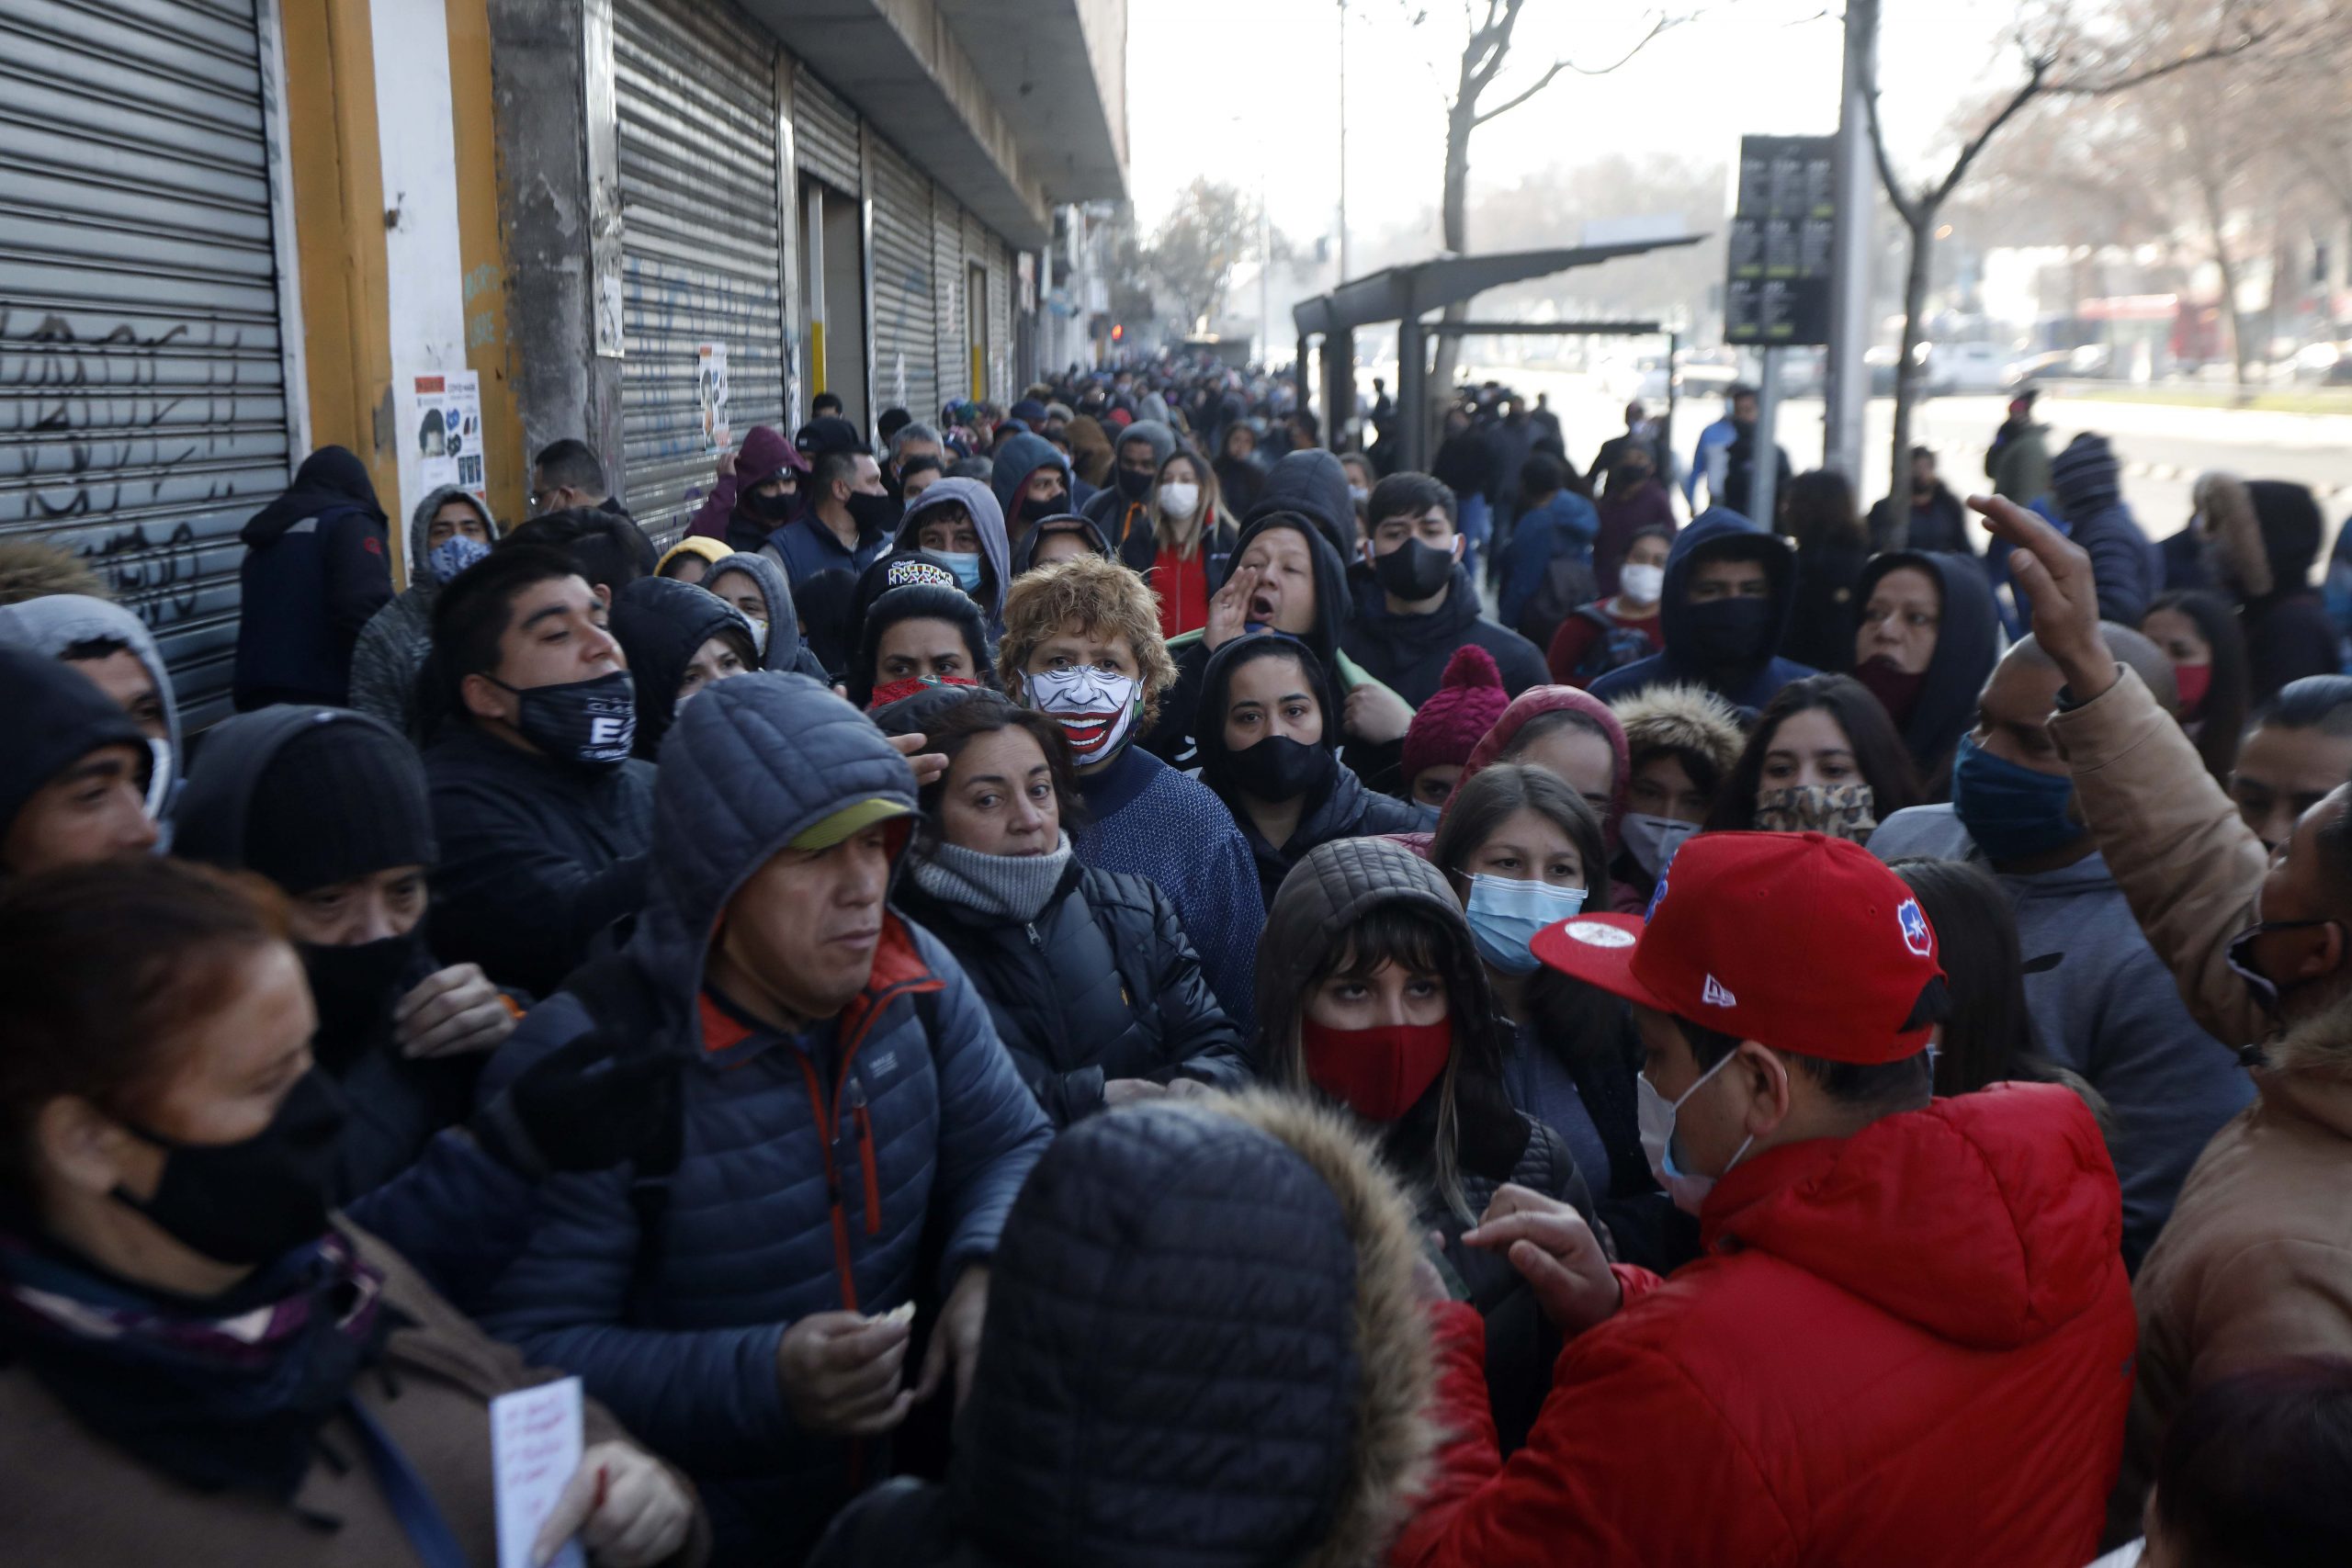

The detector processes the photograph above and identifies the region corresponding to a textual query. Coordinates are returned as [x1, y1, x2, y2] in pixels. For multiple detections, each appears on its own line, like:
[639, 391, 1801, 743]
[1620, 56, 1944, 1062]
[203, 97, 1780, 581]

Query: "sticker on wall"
[697, 344, 731, 455]
[413, 371, 485, 502]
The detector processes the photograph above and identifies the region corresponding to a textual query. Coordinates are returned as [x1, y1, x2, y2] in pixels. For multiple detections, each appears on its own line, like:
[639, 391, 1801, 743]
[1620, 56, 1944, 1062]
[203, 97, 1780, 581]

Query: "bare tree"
[1145, 179, 1268, 334]
[1862, 0, 2289, 537]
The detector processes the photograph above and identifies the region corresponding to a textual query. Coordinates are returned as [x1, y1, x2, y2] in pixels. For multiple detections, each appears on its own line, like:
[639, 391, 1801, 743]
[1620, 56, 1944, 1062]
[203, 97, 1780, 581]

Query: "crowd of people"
[2, 348, 2350, 1567]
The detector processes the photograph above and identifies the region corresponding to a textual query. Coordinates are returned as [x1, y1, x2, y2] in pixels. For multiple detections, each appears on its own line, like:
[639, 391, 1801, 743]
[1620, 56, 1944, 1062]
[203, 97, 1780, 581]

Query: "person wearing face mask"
[700, 550, 831, 680]
[1196, 635, 1434, 908]
[1401, 832, 2137, 1568]
[1608, 683, 1746, 910]
[892, 476, 1011, 635]
[1587, 511, 1819, 711]
[1703, 674, 1921, 841]
[606, 576, 760, 760]
[0, 858, 707, 1568]
[844, 581, 993, 712]
[422, 546, 655, 997]
[1547, 525, 1670, 689]
[1867, 446, 1972, 555]
[1261, 836, 1595, 1454]
[685, 424, 810, 557]
[998, 554, 1264, 1033]
[1589, 445, 1677, 597]
[1429, 765, 1682, 1272]
[2143, 589, 2251, 785]
[877, 687, 1247, 1126]
[1870, 618, 2250, 1269]
[341, 486, 501, 742]
[763, 423, 895, 585]
[1983, 493, 2352, 1543]
[1128, 449, 1238, 637]
[1344, 472, 1549, 710]
[1078, 418, 1176, 557]
[1851, 550, 2001, 799]
[988, 430, 1078, 547]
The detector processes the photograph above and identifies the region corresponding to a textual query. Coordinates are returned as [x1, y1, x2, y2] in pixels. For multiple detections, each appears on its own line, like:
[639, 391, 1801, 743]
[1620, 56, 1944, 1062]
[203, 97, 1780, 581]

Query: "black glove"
[471, 1030, 683, 1179]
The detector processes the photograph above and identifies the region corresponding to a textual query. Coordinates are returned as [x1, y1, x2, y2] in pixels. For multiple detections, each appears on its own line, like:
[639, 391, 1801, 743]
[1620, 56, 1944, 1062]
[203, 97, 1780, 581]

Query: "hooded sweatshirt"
[0, 645, 151, 858]
[989, 432, 1075, 543]
[804, 1094, 1436, 1568]
[1869, 804, 2254, 1268]
[0, 592, 180, 827]
[606, 576, 756, 761]
[1079, 418, 1176, 556]
[1242, 447, 1358, 561]
[1193, 635, 1435, 908]
[686, 424, 808, 554]
[703, 550, 827, 681]
[232, 446, 394, 710]
[1586, 510, 1819, 713]
[348, 485, 498, 740]
[893, 476, 1011, 633]
[1854, 551, 2001, 797]
[2237, 479, 2337, 705]
[1399, 1084, 2137, 1568]
[2048, 434, 2160, 627]
[473, 673, 1050, 1563]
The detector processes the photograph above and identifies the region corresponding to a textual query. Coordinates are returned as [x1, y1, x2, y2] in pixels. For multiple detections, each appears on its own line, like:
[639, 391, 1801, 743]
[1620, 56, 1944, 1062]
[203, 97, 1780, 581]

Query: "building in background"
[1, 0, 1127, 723]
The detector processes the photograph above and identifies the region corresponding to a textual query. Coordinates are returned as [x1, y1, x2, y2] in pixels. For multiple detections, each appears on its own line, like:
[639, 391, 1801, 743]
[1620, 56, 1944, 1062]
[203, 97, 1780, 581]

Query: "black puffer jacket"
[806, 1092, 1437, 1568]
[894, 859, 1251, 1125]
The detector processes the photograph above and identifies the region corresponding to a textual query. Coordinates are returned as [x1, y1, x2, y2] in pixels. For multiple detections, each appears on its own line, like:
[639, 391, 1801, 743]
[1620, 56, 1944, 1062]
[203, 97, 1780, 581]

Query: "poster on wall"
[697, 344, 730, 454]
[413, 371, 486, 502]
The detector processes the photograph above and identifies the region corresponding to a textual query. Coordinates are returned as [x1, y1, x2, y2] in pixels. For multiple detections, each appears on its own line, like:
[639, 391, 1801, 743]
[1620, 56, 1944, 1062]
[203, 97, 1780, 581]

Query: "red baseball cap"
[1532, 831, 1946, 1065]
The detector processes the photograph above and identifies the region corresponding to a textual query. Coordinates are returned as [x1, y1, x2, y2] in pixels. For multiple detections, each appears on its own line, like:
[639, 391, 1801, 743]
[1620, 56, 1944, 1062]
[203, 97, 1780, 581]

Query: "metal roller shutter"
[793, 66, 858, 195]
[614, 0, 785, 547]
[0, 0, 296, 726]
[933, 186, 967, 407]
[866, 134, 935, 429]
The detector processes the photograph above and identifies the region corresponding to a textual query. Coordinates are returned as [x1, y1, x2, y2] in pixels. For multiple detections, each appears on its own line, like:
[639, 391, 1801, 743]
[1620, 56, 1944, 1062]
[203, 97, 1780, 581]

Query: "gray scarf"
[910, 832, 1074, 924]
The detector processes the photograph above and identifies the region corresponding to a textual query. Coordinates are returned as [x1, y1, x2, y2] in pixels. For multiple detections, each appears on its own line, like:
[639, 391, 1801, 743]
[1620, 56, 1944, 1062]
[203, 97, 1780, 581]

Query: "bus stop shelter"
[1291, 236, 1707, 471]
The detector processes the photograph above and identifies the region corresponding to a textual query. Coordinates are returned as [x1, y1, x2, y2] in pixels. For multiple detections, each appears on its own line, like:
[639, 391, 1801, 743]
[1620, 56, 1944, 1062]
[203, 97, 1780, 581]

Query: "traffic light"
[1112, 322, 1125, 343]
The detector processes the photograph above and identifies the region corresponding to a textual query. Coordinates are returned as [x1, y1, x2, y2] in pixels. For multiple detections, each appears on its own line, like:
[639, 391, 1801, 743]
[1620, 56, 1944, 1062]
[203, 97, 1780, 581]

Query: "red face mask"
[1299, 1015, 1453, 1122]
[2173, 662, 2212, 719]
[867, 674, 977, 712]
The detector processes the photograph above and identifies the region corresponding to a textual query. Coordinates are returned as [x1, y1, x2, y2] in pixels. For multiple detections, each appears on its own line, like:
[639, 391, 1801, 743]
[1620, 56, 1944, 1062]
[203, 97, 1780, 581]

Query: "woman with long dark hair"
[2143, 589, 2251, 785]
[1703, 673, 1922, 840]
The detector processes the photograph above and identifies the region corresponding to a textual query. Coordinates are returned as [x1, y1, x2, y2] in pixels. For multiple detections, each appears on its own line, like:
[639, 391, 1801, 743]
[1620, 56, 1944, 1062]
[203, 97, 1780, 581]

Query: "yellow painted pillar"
[444, 0, 526, 527]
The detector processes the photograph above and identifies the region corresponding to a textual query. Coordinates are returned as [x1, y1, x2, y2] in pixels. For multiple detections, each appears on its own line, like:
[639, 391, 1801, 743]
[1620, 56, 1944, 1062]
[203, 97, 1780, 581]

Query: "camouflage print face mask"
[1754, 782, 1878, 843]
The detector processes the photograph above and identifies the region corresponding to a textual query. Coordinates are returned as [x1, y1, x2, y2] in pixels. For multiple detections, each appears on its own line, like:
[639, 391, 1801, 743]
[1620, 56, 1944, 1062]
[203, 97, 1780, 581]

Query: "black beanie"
[241, 715, 436, 895]
[0, 646, 150, 843]
[850, 583, 992, 708]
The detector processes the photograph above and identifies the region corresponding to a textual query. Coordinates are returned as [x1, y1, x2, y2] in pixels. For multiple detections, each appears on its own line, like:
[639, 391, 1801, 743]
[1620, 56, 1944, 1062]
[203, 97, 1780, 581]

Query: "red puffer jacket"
[1394, 1082, 2136, 1568]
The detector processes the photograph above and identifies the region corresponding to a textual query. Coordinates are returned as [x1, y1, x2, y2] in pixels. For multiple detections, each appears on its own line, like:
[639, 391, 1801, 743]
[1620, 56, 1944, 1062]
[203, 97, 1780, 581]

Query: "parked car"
[1926, 343, 2008, 396]
[2003, 349, 2073, 389]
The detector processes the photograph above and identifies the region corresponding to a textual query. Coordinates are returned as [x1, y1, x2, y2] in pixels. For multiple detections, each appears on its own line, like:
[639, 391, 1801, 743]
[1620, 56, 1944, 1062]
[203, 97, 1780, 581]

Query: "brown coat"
[0, 1222, 708, 1568]
[2051, 669, 2352, 1545]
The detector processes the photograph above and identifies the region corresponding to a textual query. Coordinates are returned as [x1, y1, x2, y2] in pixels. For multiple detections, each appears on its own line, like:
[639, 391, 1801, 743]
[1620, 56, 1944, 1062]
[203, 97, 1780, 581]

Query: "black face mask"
[1374, 537, 1455, 602]
[847, 491, 899, 536]
[1115, 466, 1153, 501]
[1220, 734, 1336, 806]
[747, 487, 797, 524]
[1020, 491, 1069, 526]
[112, 1071, 348, 1265]
[495, 670, 637, 768]
[300, 930, 425, 1070]
[1679, 595, 1775, 668]
[1910, 477, 1934, 498]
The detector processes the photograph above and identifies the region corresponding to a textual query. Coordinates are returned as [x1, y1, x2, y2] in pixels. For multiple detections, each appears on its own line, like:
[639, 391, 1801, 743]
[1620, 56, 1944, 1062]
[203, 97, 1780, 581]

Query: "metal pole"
[1260, 166, 1272, 368]
[1665, 327, 1680, 482]
[1824, 0, 1877, 485]
[1750, 346, 1782, 531]
[1337, 0, 1349, 283]
[1398, 317, 1427, 473]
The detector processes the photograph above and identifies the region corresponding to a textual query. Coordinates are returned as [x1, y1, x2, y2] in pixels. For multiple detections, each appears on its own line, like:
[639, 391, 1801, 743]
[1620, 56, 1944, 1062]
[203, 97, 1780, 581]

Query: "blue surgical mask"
[1463, 874, 1588, 975]
[936, 551, 985, 593]
[1638, 1052, 1759, 1216]
[1950, 733, 2086, 865]
[426, 532, 491, 584]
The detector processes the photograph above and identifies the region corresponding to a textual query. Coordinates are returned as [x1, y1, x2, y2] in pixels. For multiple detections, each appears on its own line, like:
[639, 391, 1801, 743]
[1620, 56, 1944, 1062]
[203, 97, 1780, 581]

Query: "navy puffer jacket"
[895, 859, 1251, 1125]
[474, 673, 1051, 1564]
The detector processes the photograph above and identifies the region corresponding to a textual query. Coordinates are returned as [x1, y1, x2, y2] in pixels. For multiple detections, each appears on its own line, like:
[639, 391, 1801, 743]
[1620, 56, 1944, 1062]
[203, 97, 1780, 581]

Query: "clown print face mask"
[1023, 664, 1143, 767]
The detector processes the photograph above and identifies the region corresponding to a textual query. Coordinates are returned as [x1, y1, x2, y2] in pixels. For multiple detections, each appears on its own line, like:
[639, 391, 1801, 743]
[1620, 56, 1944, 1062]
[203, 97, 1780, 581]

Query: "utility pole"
[1823, 0, 1878, 487]
[1260, 164, 1272, 368]
[1337, 0, 1350, 283]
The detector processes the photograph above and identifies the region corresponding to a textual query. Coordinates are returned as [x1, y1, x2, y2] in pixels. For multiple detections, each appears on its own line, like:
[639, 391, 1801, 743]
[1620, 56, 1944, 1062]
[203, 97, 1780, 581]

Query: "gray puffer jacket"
[473, 673, 1052, 1564]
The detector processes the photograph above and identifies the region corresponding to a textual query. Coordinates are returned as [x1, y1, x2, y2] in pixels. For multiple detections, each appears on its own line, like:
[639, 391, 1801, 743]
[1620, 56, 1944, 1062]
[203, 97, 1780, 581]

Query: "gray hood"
[405, 485, 498, 588]
[0, 592, 181, 807]
[707, 550, 819, 676]
[896, 476, 1011, 631]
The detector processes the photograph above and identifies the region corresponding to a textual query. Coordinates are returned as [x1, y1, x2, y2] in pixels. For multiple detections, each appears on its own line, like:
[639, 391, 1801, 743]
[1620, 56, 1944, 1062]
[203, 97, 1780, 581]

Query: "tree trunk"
[2196, 173, 2253, 395]
[1885, 209, 1936, 552]
[1425, 101, 1476, 456]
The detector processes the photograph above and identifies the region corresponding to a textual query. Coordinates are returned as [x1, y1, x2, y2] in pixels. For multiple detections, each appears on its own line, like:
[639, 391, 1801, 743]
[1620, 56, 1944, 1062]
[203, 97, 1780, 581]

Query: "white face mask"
[1159, 481, 1200, 519]
[1023, 665, 1143, 767]
[743, 616, 769, 656]
[1619, 563, 1666, 605]
[1619, 812, 1696, 880]
[1347, 484, 1371, 505]
[1637, 1052, 1757, 1215]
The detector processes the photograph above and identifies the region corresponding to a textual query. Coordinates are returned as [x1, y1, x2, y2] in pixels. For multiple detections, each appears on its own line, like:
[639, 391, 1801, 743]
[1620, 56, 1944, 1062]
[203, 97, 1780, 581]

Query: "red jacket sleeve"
[1393, 1295, 1795, 1568]
[1545, 614, 1602, 686]
[686, 475, 741, 540]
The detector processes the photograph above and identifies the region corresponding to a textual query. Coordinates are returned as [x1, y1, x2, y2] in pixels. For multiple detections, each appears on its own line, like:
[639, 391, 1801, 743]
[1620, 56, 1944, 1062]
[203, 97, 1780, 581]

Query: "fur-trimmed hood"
[2263, 987, 2352, 1085]
[946, 1089, 1436, 1568]
[1608, 681, 1747, 781]
[2192, 471, 2273, 602]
